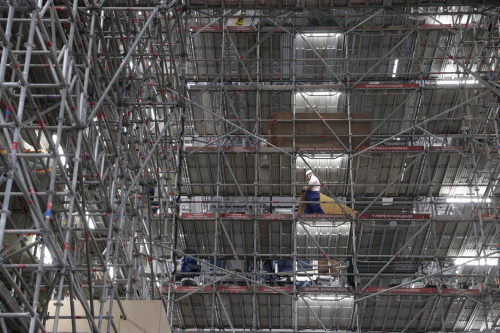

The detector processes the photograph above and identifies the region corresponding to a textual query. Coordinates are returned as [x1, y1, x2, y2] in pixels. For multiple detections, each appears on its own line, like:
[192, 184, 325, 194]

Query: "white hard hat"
[306, 170, 313, 176]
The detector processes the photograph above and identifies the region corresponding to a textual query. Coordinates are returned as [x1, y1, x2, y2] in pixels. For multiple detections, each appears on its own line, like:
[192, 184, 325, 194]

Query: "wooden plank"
[119, 300, 168, 333]
[45, 300, 170, 333]
[45, 301, 112, 332]
[297, 192, 356, 216]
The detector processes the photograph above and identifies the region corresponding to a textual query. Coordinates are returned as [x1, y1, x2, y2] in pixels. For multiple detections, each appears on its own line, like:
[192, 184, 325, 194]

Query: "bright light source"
[313, 296, 339, 300]
[382, 197, 393, 206]
[400, 162, 407, 181]
[306, 221, 348, 226]
[108, 266, 114, 279]
[307, 295, 352, 301]
[300, 154, 344, 160]
[446, 197, 491, 203]
[455, 257, 498, 266]
[304, 33, 332, 37]
[392, 59, 399, 78]
[52, 135, 66, 166]
[85, 215, 96, 229]
[436, 80, 478, 85]
[149, 108, 156, 120]
[275, 208, 292, 214]
[433, 14, 472, 26]
[43, 247, 53, 265]
[303, 92, 335, 96]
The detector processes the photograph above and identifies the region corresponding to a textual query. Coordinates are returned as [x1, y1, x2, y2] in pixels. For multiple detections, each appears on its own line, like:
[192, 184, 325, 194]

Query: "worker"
[302, 170, 325, 214]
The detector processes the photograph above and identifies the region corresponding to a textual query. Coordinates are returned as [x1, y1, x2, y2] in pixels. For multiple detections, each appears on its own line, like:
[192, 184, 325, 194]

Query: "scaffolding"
[0, 1, 499, 332]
